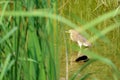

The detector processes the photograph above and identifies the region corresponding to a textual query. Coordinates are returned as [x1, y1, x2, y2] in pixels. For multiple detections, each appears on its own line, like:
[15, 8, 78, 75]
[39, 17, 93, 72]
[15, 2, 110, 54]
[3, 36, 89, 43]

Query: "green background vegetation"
[0, 0, 120, 80]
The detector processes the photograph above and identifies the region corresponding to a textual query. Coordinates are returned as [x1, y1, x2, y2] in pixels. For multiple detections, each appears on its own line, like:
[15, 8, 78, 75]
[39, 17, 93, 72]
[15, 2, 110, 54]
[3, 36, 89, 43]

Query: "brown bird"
[66, 29, 91, 48]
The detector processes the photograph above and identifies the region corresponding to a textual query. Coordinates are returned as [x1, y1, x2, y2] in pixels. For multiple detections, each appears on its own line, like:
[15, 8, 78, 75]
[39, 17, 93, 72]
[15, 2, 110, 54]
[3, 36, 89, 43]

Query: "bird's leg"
[79, 43, 83, 52]
[78, 45, 83, 57]
[78, 46, 84, 57]
[77, 41, 83, 57]
[78, 51, 82, 57]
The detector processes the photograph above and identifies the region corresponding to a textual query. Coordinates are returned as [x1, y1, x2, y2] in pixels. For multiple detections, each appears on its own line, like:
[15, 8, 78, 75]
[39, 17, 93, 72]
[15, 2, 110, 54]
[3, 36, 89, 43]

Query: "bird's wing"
[78, 35, 87, 42]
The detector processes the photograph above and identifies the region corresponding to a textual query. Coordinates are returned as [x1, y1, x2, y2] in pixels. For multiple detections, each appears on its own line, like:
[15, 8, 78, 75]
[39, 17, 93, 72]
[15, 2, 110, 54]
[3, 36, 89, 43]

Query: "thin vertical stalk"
[63, 31, 68, 80]
[15, 26, 20, 80]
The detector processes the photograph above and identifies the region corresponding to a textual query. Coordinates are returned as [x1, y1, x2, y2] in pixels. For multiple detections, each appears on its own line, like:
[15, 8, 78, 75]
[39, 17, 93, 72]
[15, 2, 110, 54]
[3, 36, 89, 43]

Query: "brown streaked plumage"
[66, 29, 91, 48]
